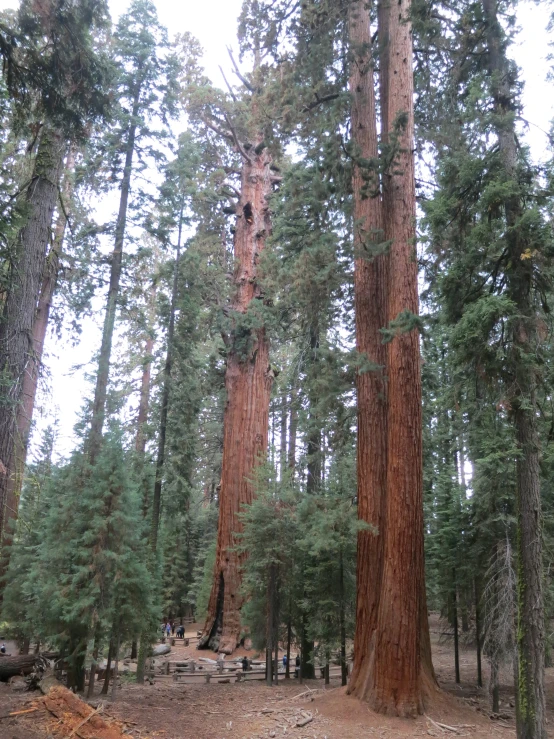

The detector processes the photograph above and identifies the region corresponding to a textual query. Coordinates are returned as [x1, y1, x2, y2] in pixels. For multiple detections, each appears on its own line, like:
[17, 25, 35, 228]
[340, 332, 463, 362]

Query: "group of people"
[161, 621, 186, 639]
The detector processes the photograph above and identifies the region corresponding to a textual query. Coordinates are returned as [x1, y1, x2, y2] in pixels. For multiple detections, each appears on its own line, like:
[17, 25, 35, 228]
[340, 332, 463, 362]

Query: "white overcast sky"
[0, 0, 552, 458]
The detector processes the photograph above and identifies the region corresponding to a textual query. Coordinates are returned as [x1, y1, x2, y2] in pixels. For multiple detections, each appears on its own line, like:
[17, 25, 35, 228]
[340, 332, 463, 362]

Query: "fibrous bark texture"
[198, 144, 274, 654]
[0, 126, 64, 557]
[0, 148, 73, 584]
[347, 0, 433, 716]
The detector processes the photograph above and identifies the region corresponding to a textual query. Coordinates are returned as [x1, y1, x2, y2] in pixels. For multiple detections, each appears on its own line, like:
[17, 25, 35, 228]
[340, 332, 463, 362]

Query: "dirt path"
[1, 616, 552, 738]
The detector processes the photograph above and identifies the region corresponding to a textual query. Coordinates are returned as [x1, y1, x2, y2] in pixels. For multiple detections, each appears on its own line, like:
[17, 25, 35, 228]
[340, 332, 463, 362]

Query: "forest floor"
[1, 614, 552, 738]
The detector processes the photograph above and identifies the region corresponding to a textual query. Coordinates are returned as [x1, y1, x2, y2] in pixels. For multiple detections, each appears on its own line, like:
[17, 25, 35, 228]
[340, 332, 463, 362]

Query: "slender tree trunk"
[453, 579, 460, 684]
[0, 125, 64, 560]
[101, 640, 113, 695]
[87, 635, 99, 699]
[286, 618, 291, 679]
[111, 625, 121, 702]
[482, 3, 545, 736]
[266, 565, 274, 686]
[273, 567, 279, 685]
[339, 547, 348, 687]
[135, 283, 157, 457]
[88, 83, 141, 464]
[198, 143, 274, 654]
[475, 578, 483, 688]
[288, 386, 297, 472]
[306, 324, 322, 495]
[280, 393, 287, 480]
[150, 212, 183, 550]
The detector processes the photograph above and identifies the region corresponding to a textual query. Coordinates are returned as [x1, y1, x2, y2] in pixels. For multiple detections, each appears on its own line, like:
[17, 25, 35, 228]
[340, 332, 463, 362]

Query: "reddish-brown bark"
[198, 144, 274, 654]
[348, 0, 434, 716]
[347, 0, 388, 700]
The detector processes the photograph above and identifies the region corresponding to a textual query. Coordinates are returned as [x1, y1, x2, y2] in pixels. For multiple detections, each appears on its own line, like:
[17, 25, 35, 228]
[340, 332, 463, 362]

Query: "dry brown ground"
[1, 615, 552, 738]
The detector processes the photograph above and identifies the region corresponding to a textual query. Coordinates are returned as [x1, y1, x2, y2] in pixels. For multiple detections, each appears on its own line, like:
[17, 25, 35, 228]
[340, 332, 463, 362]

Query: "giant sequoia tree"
[347, 0, 433, 716]
[198, 120, 276, 654]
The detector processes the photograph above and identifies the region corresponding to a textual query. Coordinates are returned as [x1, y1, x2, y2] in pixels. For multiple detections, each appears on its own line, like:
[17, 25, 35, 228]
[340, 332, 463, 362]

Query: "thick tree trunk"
[347, 0, 388, 703]
[372, 0, 425, 715]
[198, 144, 274, 654]
[482, 3, 545, 737]
[0, 126, 64, 555]
[348, 0, 431, 716]
[0, 148, 74, 587]
[88, 84, 141, 464]
[0, 653, 37, 681]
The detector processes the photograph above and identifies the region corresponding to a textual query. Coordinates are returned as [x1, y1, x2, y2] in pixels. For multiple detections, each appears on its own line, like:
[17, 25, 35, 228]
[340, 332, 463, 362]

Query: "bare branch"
[227, 47, 254, 92]
[223, 112, 252, 163]
[303, 92, 341, 112]
[201, 116, 234, 143]
[219, 65, 238, 102]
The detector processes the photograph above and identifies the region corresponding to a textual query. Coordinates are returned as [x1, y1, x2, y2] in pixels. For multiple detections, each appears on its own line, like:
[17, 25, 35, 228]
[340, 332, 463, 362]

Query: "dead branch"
[426, 715, 463, 734]
[219, 66, 238, 102]
[223, 112, 252, 163]
[67, 703, 103, 738]
[0, 707, 39, 720]
[201, 116, 234, 143]
[295, 711, 313, 728]
[227, 47, 254, 92]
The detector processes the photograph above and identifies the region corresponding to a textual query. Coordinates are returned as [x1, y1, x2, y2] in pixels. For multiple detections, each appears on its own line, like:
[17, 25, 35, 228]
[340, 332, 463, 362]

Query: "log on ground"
[0, 654, 38, 681]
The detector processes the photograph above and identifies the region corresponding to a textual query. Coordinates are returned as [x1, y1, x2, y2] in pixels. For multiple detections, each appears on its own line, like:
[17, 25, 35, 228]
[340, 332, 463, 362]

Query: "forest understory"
[0, 615, 548, 739]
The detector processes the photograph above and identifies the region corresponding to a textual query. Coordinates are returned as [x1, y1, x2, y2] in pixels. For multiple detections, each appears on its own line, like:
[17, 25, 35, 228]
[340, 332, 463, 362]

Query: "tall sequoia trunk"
[198, 143, 274, 654]
[372, 0, 426, 715]
[0, 125, 64, 558]
[348, 0, 432, 716]
[347, 0, 388, 700]
[482, 2, 545, 736]
[88, 81, 141, 463]
[0, 148, 74, 583]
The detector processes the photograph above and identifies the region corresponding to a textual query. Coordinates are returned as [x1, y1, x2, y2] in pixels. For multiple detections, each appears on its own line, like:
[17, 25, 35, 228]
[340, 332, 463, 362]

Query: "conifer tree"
[87, 0, 180, 463]
[0, 0, 110, 577]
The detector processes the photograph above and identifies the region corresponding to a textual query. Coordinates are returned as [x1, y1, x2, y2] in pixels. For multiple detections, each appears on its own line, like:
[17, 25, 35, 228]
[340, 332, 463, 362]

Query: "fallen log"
[152, 644, 171, 657]
[0, 654, 37, 681]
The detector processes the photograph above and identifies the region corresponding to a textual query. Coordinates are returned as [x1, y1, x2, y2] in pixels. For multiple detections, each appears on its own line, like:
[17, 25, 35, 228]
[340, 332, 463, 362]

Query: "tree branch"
[227, 47, 254, 92]
[223, 112, 252, 163]
[219, 65, 238, 102]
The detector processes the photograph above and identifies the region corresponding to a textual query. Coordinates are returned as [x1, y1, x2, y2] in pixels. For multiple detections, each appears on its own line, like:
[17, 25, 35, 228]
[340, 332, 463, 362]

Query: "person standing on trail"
[166, 622, 171, 638]
[0, 643, 6, 654]
[282, 654, 287, 669]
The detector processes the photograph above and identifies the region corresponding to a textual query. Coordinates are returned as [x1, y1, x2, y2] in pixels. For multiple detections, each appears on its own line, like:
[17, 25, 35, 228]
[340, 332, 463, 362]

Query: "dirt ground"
[1, 615, 552, 738]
